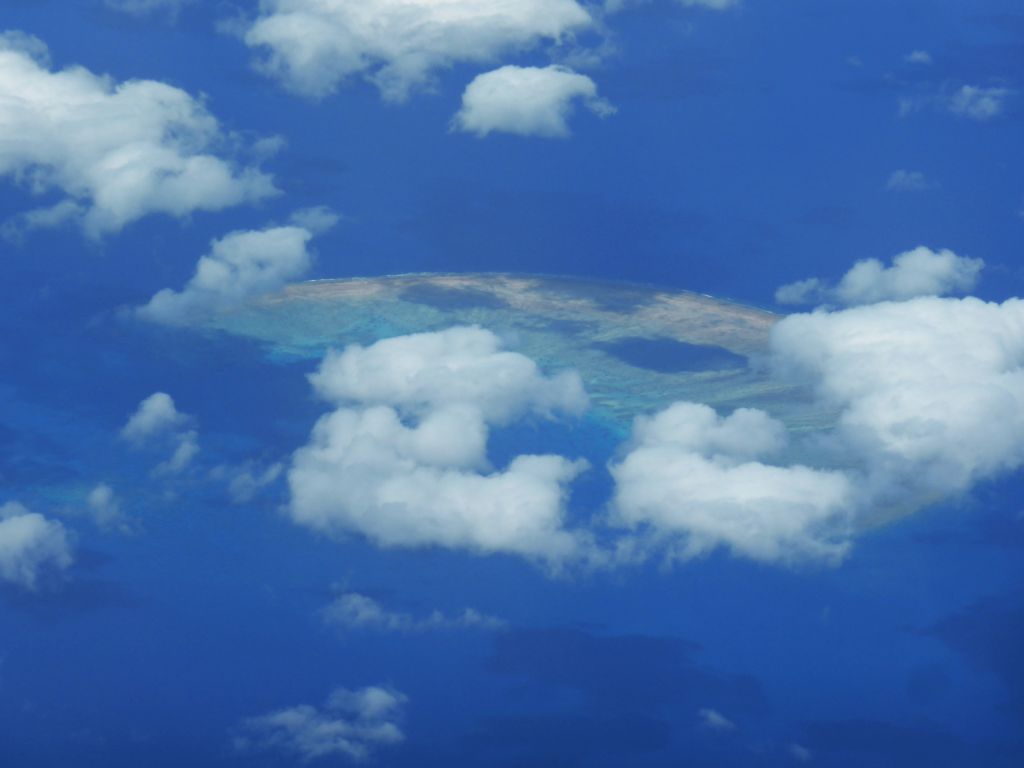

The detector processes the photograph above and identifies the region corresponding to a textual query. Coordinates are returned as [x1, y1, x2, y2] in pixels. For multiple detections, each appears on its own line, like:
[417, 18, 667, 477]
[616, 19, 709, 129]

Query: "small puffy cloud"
[452, 65, 614, 138]
[699, 707, 737, 731]
[86, 483, 126, 529]
[904, 50, 932, 65]
[324, 592, 505, 632]
[773, 277, 826, 307]
[154, 430, 199, 475]
[789, 743, 813, 762]
[833, 247, 982, 305]
[609, 402, 854, 564]
[948, 85, 1011, 121]
[0, 32, 275, 236]
[137, 216, 333, 325]
[288, 327, 593, 566]
[121, 392, 186, 443]
[121, 393, 198, 474]
[239, 0, 594, 102]
[0, 502, 74, 590]
[105, 0, 193, 17]
[212, 461, 284, 504]
[771, 296, 1024, 501]
[776, 247, 983, 307]
[237, 686, 406, 762]
[1, 200, 84, 241]
[886, 169, 934, 192]
[0, 30, 50, 63]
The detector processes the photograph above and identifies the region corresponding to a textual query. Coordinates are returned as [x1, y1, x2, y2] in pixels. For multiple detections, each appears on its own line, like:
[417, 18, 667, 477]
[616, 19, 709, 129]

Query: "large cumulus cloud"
[610, 403, 853, 564]
[288, 326, 592, 566]
[771, 295, 1024, 501]
[0, 31, 275, 236]
[611, 292, 1024, 565]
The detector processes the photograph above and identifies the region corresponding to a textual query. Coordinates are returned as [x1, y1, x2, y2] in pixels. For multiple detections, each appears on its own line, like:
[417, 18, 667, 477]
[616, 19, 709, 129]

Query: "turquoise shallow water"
[203, 273, 837, 437]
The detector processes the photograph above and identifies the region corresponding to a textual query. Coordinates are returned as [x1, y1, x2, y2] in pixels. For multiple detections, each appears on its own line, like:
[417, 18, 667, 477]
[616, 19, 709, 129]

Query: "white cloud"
[154, 430, 199, 475]
[239, 0, 594, 102]
[137, 214, 334, 325]
[776, 247, 983, 306]
[121, 392, 187, 443]
[609, 402, 854, 564]
[773, 277, 826, 307]
[237, 686, 406, 762]
[948, 85, 1011, 121]
[290, 406, 589, 562]
[606, 0, 737, 11]
[611, 290, 1024, 566]
[1, 200, 84, 240]
[86, 483, 126, 529]
[121, 392, 199, 474]
[308, 325, 588, 424]
[789, 743, 813, 762]
[771, 296, 1024, 503]
[452, 65, 614, 138]
[105, 0, 193, 17]
[904, 50, 932, 65]
[885, 169, 934, 192]
[0, 33, 275, 236]
[288, 327, 593, 566]
[678, 0, 738, 8]
[212, 461, 285, 504]
[699, 707, 737, 731]
[324, 591, 505, 632]
[0, 501, 74, 590]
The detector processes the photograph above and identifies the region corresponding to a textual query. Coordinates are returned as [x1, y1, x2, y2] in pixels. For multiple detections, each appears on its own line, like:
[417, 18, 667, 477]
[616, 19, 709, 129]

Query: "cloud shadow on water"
[451, 627, 767, 765]
[928, 591, 1024, 719]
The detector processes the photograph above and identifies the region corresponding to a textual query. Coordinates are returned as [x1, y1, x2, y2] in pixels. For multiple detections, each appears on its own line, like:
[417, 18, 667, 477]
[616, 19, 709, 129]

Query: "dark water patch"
[0, 578, 134, 620]
[487, 627, 767, 717]
[906, 663, 952, 704]
[595, 337, 747, 373]
[800, 718, 966, 765]
[400, 283, 511, 311]
[928, 591, 1024, 718]
[465, 713, 672, 759]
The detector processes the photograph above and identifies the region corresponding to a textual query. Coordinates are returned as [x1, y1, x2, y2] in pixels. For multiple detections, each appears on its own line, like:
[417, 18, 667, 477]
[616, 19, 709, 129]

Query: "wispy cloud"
[323, 592, 505, 632]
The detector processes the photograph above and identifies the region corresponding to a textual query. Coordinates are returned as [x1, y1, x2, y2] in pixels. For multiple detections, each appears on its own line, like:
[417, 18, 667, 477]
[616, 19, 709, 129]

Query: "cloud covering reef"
[613, 291, 1024, 564]
[281, 272, 1024, 568]
[287, 326, 594, 565]
[137, 209, 337, 325]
